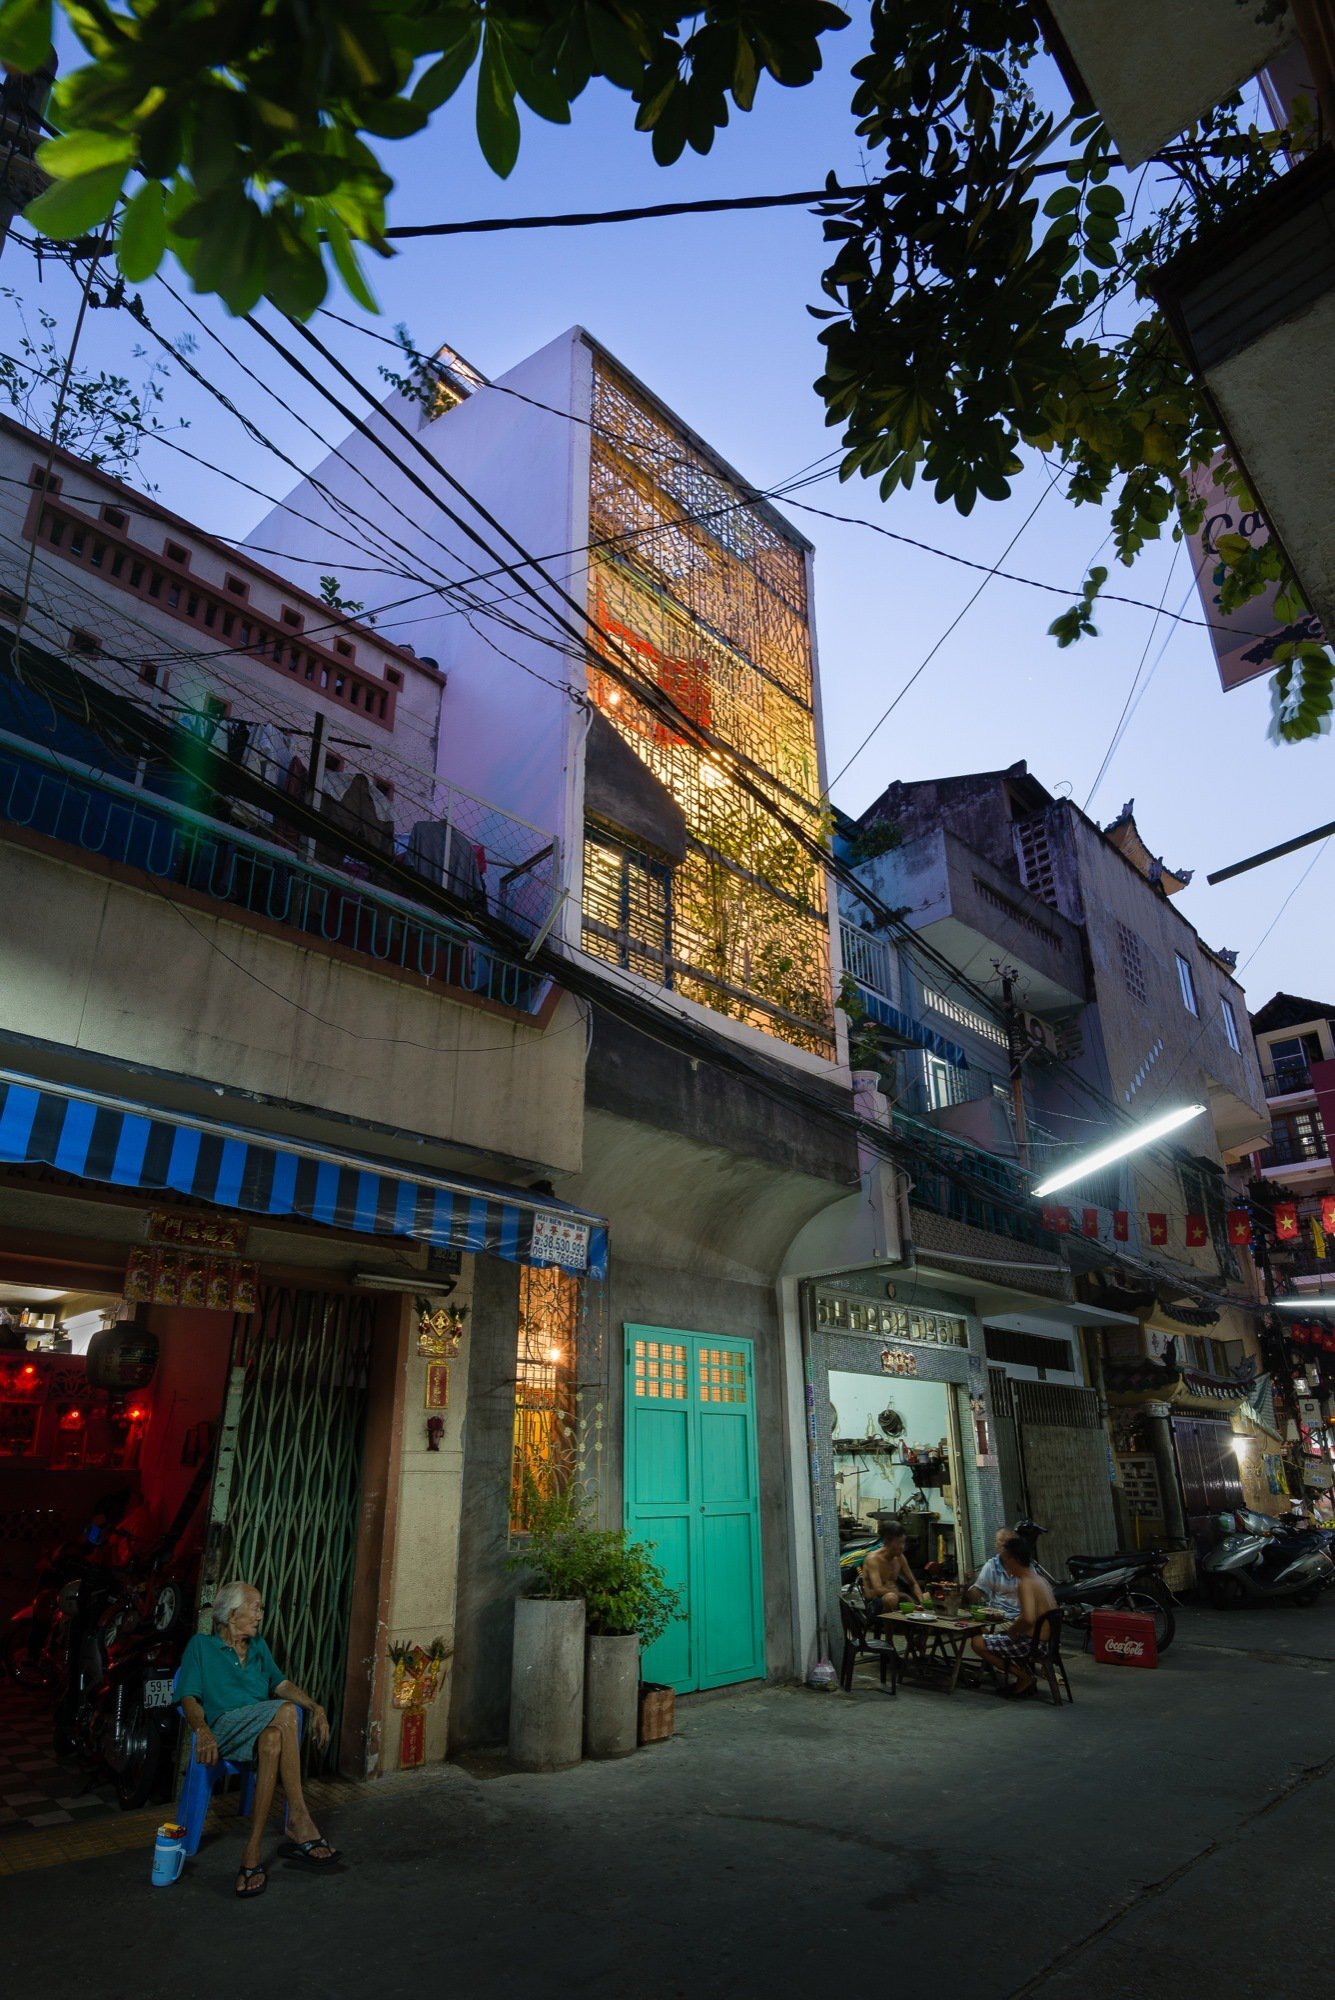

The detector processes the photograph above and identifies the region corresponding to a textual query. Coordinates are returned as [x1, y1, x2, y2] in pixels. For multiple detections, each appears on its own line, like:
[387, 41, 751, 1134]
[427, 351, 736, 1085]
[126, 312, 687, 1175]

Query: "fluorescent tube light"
[1032, 1104, 1207, 1198]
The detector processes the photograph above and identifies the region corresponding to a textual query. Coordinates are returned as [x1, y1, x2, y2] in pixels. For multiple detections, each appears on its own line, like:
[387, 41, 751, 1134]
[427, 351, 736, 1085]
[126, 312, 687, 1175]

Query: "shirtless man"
[969, 1535, 1056, 1698]
[859, 1519, 924, 1615]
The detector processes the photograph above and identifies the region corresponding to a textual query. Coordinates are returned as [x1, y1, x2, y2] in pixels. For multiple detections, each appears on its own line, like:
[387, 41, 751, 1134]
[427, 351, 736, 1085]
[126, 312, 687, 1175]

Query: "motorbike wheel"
[103, 1691, 164, 1810]
[1116, 1587, 1175, 1653]
[1, 1619, 56, 1691]
[1293, 1588, 1320, 1607]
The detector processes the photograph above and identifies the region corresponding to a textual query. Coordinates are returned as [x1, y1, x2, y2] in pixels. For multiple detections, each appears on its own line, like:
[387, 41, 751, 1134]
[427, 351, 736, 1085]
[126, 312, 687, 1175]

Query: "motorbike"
[1199, 1509, 1335, 1607]
[85, 1567, 192, 1808]
[2, 1504, 135, 1691]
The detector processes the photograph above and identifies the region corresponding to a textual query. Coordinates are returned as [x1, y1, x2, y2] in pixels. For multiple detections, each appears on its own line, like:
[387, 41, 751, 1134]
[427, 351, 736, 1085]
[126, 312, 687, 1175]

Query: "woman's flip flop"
[235, 1864, 268, 1899]
[278, 1837, 341, 1867]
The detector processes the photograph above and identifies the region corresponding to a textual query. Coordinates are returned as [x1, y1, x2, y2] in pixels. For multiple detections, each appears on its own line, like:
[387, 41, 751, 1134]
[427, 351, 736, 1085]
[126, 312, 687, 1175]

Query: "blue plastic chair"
[175, 1699, 301, 1857]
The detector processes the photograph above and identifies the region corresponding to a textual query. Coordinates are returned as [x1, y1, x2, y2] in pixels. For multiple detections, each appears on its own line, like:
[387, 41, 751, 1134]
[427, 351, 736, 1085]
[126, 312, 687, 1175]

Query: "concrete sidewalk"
[4, 1603, 1334, 2000]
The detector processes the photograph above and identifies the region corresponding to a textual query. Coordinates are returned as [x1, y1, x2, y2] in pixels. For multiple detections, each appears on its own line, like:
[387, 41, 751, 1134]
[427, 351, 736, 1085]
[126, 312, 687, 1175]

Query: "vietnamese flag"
[1042, 1204, 1071, 1234]
[1185, 1215, 1208, 1247]
[1112, 1211, 1129, 1241]
[1322, 1196, 1335, 1235]
[1147, 1213, 1168, 1246]
[1275, 1202, 1300, 1241]
[1227, 1210, 1252, 1246]
[1082, 1207, 1099, 1237]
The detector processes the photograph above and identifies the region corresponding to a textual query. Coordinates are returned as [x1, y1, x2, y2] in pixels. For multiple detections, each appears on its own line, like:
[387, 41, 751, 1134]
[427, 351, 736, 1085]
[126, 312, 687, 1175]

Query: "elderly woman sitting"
[176, 1579, 339, 1899]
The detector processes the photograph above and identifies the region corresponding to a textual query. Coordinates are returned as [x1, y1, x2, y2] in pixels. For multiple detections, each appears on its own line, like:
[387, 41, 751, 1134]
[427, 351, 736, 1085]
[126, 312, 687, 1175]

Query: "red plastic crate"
[1091, 1607, 1158, 1668]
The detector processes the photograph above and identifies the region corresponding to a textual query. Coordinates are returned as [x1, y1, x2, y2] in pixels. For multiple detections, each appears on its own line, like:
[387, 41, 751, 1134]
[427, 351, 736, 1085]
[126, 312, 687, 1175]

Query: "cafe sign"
[815, 1293, 967, 1347]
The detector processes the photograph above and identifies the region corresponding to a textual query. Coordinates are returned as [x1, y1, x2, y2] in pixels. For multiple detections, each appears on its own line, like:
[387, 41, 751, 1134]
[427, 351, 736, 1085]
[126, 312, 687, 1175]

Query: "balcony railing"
[840, 918, 894, 998]
[0, 731, 551, 1016]
[895, 1108, 1045, 1246]
[1262, 1065, 1314, 1098]
[1257, 1124, 1329, 1169]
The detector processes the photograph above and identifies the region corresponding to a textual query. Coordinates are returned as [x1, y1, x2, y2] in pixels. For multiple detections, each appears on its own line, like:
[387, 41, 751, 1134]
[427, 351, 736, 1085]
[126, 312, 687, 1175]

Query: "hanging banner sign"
[1187, 458, 1325, 692]
[530, 1213, 591, 1272]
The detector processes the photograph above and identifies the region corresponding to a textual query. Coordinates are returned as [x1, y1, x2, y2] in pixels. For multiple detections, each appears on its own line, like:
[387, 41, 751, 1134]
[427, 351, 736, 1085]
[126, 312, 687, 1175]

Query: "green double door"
[624, 1326, 765, 1693]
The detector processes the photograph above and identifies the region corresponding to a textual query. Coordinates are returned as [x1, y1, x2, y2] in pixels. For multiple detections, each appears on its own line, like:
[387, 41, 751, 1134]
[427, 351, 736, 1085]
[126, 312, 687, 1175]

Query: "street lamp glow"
[1032, 1104, 1207, 1198]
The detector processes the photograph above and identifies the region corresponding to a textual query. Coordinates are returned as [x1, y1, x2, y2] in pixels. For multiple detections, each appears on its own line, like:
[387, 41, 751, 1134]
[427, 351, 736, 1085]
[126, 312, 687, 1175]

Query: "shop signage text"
[816, 1293, 967, 1347]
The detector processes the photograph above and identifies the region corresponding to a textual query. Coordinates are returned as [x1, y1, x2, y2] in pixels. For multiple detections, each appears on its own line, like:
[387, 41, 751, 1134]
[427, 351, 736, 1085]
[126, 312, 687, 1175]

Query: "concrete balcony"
[867, 826, 1086, 1016]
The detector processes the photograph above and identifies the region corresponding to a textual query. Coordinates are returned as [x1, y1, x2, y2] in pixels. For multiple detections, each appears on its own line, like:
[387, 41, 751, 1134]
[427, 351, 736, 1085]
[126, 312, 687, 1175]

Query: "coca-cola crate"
[1090, 1608, 1157, 1669]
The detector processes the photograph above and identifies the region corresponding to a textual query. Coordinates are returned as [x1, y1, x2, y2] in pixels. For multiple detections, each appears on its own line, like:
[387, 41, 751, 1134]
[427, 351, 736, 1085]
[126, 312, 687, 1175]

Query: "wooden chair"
[1020, 1607, 1072, 1707]
[838, 1591, 897, 1695]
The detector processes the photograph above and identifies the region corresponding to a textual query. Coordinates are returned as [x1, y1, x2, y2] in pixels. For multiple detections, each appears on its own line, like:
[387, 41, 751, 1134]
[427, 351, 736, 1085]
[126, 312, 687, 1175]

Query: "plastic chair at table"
[175, 1700, 303, 1856]
[837, 1590, 898, 1695]
[1017, 1607, 1073, 1707]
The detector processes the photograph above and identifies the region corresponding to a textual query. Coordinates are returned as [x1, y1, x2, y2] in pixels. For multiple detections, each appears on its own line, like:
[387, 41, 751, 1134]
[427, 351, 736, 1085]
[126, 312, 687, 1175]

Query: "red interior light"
[21, 1364, 35, 1377]
[128, 1406, 146, 1422]
[58, 1406, 84, 1430]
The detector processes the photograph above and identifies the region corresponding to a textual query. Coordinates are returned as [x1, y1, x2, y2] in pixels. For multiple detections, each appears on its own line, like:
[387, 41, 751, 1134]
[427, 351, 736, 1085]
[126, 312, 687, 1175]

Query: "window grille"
[1014, 817, 1058, 907]
[582, 825, 673, 982]
[509, 1266, 579, 1534]
[1116, 921, 1147, 1004]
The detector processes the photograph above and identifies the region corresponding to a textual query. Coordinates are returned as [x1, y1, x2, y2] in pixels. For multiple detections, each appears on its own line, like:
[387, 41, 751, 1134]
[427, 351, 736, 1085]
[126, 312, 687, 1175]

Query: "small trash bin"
[1091, 1608, 1158, 1668]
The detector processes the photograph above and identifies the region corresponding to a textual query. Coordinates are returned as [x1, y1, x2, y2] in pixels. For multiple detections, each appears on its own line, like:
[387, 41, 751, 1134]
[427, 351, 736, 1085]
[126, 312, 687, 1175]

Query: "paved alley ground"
[5, 1597, 1335, 2000]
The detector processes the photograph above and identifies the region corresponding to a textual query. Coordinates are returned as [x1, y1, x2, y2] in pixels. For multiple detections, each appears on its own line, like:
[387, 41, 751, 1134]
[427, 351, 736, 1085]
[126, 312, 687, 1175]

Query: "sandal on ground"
[235, 1864, 268, 1899]
[278, 1837, 341, 1867]
[1004, 1682, 1037, 1701]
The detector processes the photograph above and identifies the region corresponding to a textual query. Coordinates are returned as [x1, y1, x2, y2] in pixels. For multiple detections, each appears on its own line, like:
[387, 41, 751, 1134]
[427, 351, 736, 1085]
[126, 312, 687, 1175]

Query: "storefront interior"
[831, 1370, 965, 1578]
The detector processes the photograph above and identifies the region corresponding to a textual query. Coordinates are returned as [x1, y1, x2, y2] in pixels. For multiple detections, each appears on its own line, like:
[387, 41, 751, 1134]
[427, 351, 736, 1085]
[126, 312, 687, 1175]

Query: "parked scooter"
[1047, 1548, 1177, 1652]
[1199, 1510, 1335, 1607]
[85, 1566, 191, 1808]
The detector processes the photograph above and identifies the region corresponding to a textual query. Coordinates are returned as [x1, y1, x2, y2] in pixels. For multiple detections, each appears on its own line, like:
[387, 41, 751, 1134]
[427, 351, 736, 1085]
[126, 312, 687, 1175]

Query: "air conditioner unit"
[1022, 1013, 1061, 1059]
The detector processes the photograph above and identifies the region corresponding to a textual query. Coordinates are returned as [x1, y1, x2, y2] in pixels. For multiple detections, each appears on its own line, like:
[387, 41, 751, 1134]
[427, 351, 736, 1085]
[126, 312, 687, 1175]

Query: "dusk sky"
[8, 18, 1330, 1015]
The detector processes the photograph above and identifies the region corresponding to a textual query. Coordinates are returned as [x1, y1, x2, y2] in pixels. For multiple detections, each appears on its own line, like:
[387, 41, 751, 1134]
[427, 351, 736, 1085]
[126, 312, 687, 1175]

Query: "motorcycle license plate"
[143, 1678, 176, 1709]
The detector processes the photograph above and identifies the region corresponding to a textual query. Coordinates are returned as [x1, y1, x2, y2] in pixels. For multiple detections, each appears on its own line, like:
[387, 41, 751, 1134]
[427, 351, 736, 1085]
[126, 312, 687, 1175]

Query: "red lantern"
[1292, 1325, 1310, 1345]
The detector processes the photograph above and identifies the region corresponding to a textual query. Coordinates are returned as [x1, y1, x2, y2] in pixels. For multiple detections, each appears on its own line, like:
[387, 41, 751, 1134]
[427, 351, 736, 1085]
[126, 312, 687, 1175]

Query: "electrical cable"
[1082, 546, 1187, 812]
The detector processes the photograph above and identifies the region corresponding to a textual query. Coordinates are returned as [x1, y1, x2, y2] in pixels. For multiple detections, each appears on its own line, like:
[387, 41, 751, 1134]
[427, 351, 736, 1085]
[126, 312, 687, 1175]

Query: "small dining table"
[875, 1607, 1006, 1694]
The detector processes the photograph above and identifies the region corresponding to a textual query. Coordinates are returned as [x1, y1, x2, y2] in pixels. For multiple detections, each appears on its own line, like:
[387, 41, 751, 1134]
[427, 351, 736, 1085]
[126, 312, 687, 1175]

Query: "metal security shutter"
[987, 1368, 1026, 1526]
[206, 1286, 373, 1770]
[1008, 1380, 1118, 1579]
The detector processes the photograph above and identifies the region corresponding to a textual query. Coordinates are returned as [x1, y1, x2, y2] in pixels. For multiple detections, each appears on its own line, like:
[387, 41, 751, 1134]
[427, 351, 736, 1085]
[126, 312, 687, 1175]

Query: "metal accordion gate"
[199, 1285, 374, 1771]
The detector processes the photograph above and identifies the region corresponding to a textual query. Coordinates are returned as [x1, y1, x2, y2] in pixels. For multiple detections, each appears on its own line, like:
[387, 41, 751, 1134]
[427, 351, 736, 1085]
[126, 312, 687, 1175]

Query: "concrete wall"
[2, 837, 585, 1176]
[242, 333, 588, 902]
[447, 1252, 524, 1750]
[379, 1258, 475, 1769]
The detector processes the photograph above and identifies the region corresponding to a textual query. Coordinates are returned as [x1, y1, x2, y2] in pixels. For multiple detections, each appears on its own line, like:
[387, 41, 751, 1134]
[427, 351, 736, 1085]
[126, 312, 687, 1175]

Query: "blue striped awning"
[0, 1073, 607, 1279]
[856, 988, 969, 1069]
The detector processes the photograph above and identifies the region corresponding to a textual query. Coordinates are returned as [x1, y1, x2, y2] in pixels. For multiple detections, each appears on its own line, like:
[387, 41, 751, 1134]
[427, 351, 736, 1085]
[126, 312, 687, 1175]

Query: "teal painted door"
[624, 1327, 765, 1693]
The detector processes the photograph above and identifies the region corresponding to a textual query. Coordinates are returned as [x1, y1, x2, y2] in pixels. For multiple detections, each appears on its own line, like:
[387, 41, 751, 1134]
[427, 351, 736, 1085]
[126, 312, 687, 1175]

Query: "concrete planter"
[509, 1598, 585, 1771]
[584, 1633, 640, 1758]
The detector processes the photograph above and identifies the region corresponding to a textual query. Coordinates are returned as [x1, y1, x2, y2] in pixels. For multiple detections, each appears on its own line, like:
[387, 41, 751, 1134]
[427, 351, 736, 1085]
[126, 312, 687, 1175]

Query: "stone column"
[1145, 1401, 1187, 1542]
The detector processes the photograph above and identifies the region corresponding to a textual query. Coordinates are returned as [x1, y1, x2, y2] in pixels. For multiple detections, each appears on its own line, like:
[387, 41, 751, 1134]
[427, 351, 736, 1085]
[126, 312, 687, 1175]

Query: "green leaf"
[1085, 184, 1124, 214]
[25, 163, 125, 240]
[36, 129, 136, 177]
[325, 215, 379, 313]
[115, 179, 166, 281]
[476, 25, 520, 176]
[358, 95, 429, 140]
[0, 0, 53, 73]
[1043, 185, 1079, 217]
[412, 25, 482, 113]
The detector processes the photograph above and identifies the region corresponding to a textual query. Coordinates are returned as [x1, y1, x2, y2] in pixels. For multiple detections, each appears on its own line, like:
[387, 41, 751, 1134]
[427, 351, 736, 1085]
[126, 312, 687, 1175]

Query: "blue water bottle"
[151, 1822, 186, 1886]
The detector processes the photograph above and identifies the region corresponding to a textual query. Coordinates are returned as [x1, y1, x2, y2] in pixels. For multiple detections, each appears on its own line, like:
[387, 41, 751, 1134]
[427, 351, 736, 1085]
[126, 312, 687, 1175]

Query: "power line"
[1082, 546, 1187, 813]
[378, 186, 856, 238]
[826, 468, 1062, 794]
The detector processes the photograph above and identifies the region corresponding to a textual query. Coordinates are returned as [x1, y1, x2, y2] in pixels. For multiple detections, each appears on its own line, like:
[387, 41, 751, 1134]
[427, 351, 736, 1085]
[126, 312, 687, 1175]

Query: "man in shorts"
[968, 1535, 1056, 1699]
[858, 1518, 925, 1615]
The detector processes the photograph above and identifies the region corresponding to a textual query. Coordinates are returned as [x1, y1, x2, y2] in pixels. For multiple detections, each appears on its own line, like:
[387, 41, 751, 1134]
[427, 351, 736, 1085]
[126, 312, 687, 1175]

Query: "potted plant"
[508, 1490, 680, 1762]
[575, 1530, 680, 1759]
[505, 1488, 589, 1772]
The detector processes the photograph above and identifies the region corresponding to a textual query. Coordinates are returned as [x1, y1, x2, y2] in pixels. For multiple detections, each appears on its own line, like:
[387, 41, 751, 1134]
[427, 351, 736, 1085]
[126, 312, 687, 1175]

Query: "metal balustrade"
[840, 918, 895, 998]
[894, 1107, 1044, 1245]
[0, 731, 550, 1017]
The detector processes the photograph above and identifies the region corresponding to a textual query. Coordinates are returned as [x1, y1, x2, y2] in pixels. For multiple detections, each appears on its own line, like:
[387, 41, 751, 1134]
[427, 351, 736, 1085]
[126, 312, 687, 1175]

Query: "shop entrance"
[831, 1372, 970, 1579]
[624, 1327, 765, 1695]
